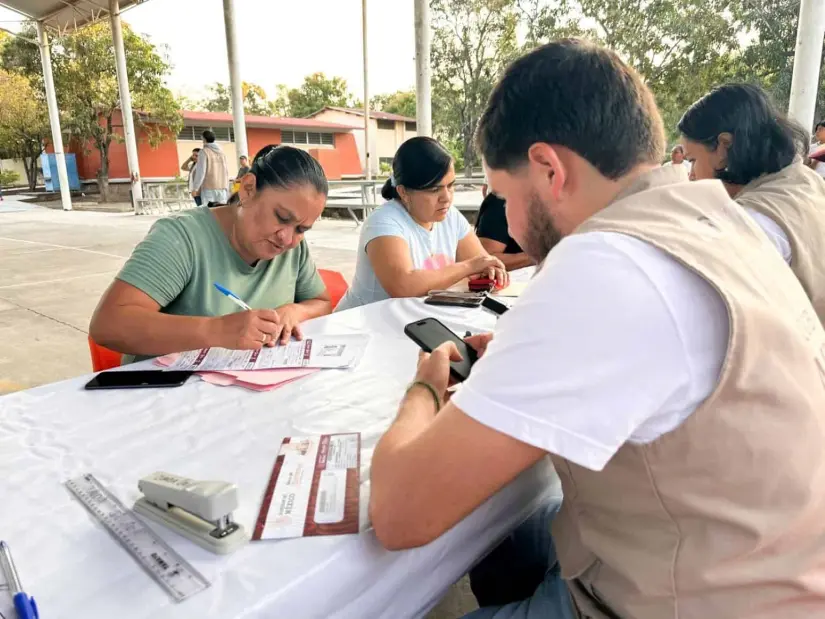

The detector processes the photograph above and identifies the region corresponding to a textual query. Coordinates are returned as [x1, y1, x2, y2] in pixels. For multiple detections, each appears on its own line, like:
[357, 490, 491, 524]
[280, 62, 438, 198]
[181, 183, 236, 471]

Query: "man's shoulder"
[528, 231, 686, 305]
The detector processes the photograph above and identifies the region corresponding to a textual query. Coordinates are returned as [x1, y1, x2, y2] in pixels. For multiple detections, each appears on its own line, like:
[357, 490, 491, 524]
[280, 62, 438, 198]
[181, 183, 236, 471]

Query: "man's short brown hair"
[477, 39, 665, 179]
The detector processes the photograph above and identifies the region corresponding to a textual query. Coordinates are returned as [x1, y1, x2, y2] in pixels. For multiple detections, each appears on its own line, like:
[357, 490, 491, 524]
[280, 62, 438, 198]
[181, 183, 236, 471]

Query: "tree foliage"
[2, 22, 181, 201]
[0, 69, 50, 190]
[371, 90, 417, 118]
[431, 0, 519, 175]
[284, 72, 356, 118]
[430, 0, 820, 169]
[200, 80, 276, 116]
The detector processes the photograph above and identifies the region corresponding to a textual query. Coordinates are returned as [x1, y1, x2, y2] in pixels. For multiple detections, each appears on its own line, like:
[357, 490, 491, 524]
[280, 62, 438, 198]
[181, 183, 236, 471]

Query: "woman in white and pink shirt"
[336, 137, 506, 311]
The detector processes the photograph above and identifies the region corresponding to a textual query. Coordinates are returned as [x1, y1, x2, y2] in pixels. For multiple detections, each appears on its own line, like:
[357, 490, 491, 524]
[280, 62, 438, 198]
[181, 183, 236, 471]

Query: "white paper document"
[166, 335, 369, 372]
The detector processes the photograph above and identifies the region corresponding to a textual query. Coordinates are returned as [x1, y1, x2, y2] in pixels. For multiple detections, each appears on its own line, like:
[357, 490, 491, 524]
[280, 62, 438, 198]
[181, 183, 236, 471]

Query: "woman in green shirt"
[90, 145, 332, 362]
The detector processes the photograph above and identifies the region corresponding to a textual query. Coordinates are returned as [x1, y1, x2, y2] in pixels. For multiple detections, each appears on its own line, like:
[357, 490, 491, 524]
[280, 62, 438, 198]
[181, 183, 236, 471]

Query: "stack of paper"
[154, 334, 369, 392]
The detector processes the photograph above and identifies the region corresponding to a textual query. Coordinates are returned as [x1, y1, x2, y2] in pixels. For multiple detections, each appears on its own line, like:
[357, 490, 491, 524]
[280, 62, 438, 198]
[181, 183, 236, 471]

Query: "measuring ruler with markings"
[65, 473, 210, 603]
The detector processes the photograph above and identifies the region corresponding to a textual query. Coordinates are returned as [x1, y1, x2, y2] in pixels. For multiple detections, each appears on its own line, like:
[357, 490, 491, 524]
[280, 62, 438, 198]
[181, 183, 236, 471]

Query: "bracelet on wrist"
[406, 380, 442, 412]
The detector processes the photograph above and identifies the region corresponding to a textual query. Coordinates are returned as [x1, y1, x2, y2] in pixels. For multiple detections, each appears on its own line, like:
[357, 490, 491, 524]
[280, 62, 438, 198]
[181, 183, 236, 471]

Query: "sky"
[0, 0, 418, 104]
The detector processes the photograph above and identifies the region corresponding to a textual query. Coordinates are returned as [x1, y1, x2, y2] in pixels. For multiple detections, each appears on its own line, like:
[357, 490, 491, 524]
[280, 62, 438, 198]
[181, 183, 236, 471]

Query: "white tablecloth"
[0, 284, 556, 619]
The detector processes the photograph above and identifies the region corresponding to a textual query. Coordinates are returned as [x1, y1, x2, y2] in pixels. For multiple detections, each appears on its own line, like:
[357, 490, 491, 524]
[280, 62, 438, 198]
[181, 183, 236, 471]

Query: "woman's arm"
[366, 236, 491, 298]
[479, 237, 534, 271]
[89, 281, 285, 356]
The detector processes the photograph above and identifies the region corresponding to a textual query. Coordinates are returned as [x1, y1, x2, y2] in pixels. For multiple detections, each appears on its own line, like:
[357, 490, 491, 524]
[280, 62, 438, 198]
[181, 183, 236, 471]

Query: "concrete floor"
[0, 198, 478, 618]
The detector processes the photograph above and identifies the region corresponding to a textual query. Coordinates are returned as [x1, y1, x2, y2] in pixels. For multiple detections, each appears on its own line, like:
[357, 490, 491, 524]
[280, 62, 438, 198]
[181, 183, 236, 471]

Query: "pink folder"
[156, 353, 318, 392]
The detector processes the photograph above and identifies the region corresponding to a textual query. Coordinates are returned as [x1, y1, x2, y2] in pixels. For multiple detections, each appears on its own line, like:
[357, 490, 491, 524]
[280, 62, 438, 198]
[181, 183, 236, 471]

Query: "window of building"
[376, 119, 395, 130]
[177, 125, 234, 142]
[405, 121, 417, 132]
[281, 130, 336, 146]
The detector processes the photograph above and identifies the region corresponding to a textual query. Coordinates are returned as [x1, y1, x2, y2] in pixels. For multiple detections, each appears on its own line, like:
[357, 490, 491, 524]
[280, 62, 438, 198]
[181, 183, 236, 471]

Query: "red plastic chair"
[319, 269, 349, 310]
[88, 336, 122, 372]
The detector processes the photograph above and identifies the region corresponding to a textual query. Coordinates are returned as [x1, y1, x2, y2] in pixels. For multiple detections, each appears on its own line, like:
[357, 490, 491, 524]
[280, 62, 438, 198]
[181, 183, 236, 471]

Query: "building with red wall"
[62, 110, 363, 184]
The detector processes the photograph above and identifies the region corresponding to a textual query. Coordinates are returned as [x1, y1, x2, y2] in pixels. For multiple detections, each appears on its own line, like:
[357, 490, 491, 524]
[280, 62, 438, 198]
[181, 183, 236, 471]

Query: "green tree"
[523, 0, 741, 144]
[0, 70, 50, 190]
[2, 22, 181, 202]
[371, 90, 417, 118]
[731, 0, 824, 126]
[431, 0, 519, 175]
[286, 72, 355, 118]
[200, 81, 276, 116]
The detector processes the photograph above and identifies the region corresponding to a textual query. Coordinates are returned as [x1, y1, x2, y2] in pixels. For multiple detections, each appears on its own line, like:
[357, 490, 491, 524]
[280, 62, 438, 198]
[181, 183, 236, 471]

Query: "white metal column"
[362, 0, 371, 180]
[223, 0, 248, 160]
[109, 0, 143, 202]
[414, 0, 432, 137]
[36, 22, 72, 211]
[788, 0, 825, 131]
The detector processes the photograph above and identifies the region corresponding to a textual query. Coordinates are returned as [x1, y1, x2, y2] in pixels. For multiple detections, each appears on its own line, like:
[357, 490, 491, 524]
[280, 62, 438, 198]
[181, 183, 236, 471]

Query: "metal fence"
[134, 177, 486, 223]
[135, 181, 193, 215]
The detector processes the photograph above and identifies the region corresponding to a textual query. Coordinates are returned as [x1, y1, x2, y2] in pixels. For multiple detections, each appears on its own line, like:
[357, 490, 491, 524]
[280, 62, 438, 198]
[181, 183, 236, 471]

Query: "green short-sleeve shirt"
[116, 208, 326, 363]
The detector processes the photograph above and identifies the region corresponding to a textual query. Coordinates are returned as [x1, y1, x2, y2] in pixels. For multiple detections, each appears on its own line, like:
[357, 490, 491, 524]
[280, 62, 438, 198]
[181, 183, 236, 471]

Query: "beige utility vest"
[552, 166, 825, 619]
[736, 162, 825, 325]
[201, 146, 229, 191]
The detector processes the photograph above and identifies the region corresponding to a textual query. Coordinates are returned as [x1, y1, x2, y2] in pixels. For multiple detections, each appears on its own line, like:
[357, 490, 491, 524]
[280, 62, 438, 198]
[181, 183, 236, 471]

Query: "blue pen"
[214, 283, 251, 311]
[0, 541, 38, 619]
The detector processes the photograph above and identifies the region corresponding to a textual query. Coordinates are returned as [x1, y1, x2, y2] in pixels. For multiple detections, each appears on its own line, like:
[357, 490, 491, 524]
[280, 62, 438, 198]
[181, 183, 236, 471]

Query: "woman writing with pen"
[89, 145, 332, 364]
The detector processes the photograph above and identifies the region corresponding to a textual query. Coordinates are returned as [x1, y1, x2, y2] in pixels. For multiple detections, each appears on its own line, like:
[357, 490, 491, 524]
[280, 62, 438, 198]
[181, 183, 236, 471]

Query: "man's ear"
[527, 143, 566, 200]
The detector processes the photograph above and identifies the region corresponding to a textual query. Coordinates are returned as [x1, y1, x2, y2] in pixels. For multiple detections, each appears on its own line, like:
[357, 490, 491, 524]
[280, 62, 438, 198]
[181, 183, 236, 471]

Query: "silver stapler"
[134, 472, 248, 554]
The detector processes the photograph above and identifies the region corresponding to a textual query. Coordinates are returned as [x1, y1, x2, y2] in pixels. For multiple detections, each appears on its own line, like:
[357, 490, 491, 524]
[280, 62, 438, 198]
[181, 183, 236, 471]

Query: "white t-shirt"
[664, 160, 692, 175]
[336, 200, 471, 311]
[452, 230, 730, 472]
[745, 208, 791, 264]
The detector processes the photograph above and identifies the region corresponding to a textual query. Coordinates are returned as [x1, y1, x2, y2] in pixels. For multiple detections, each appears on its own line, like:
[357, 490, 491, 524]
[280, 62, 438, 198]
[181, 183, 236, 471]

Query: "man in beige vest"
[679, 84, 825, 326]
[191, 129, 230, 206]
[369, 39, 825, 619]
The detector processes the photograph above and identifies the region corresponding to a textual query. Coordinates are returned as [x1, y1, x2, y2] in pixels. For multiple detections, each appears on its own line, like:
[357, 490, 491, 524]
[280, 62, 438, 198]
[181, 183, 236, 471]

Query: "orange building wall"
[310, 149, 341, 180]
[55, 115, 362, 182]
[247, 128, 281, 160]
[69, 125, 179, 181]
[335, 132, 363, 176]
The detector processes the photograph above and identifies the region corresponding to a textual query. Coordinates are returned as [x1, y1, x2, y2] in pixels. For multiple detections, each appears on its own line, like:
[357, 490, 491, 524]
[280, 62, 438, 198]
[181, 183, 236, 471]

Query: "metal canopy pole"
[109, 0, 143, 203]
[36, 21, 72, 211]
[223, 0, 248, 161]
[788, 0, 825, 131]
[414, 0, 432, 136]
[362, 0, 371, 180]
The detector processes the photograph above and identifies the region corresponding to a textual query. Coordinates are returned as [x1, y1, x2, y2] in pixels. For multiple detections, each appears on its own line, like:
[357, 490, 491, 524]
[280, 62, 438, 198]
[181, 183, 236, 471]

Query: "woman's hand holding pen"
[212, 307, 306, 350]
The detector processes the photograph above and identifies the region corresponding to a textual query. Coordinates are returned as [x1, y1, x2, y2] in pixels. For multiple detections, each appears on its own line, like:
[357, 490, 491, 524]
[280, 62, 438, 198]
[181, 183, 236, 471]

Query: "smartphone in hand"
[404, 317, 478, 382]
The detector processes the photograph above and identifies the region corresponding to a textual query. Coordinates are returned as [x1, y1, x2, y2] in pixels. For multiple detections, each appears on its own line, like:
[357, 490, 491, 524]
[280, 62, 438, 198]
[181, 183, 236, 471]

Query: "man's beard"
[522, 191, 564, 264]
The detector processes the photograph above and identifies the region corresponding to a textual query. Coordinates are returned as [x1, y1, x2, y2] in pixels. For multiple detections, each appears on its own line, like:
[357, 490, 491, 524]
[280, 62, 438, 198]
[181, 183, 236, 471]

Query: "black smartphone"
[481, 295, 510, 316]
[84, 370, 194, 391]
[424, 295, 484, 308]
[404, 317, 478, 382]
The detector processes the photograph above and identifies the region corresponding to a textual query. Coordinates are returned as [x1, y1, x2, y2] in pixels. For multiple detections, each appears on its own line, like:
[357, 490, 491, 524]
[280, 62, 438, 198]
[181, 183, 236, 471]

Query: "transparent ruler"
[66, 473, 210, 603]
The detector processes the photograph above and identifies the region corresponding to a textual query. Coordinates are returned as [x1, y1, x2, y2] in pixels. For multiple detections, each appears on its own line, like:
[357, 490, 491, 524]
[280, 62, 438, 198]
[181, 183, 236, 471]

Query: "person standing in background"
[237, 155, 251, 179]
[181, 148, 201, 206]
[191, 130, 230, 206]
[664, 144, 692, 176]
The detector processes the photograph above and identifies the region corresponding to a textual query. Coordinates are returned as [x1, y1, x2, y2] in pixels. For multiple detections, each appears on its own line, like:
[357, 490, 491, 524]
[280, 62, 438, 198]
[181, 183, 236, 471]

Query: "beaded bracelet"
[406, 380, 442, 412]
